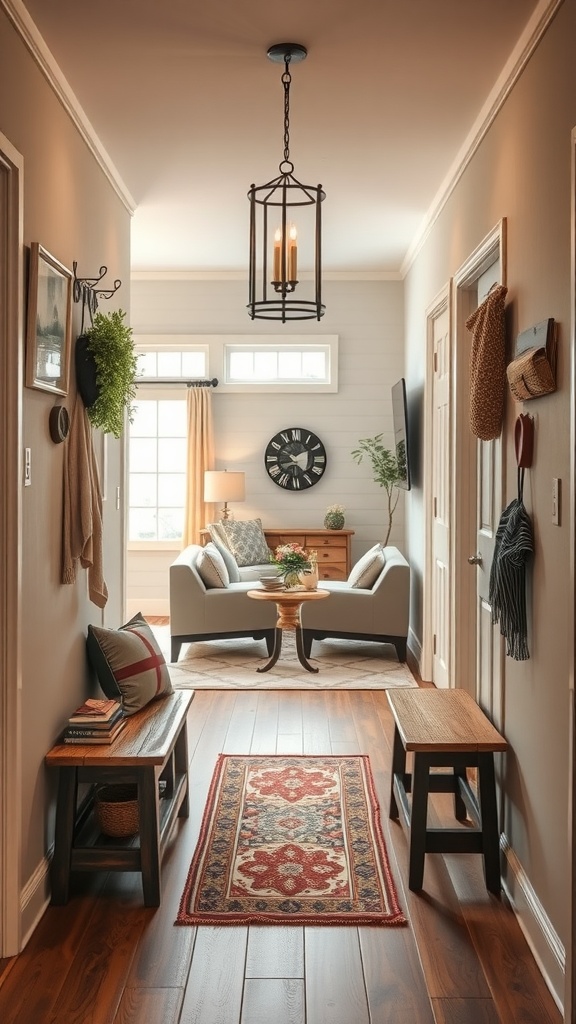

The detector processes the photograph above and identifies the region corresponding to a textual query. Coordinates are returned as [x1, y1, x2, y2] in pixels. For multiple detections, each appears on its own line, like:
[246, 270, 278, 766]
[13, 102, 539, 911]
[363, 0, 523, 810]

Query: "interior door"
[472, 263, 503, 726]
[431, 305, 451, 688]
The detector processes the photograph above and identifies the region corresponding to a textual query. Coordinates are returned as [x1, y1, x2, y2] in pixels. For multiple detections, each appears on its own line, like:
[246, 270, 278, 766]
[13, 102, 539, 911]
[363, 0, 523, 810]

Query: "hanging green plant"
[76, 309, 138, 438]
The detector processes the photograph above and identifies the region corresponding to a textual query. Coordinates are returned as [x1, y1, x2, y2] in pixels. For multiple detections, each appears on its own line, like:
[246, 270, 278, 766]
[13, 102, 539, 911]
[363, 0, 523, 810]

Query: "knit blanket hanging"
[488, 470, 533, 661]
[465, 284, 508, 440]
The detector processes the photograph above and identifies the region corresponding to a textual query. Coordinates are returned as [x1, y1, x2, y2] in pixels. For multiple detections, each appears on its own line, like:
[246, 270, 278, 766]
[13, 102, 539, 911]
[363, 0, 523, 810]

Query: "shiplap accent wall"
[127, 278, 405, 617]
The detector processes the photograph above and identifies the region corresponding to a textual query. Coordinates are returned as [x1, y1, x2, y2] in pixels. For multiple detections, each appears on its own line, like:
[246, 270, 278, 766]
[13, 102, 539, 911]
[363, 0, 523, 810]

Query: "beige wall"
[404, 1, 574, 1003]
[0, 8, 130, 930]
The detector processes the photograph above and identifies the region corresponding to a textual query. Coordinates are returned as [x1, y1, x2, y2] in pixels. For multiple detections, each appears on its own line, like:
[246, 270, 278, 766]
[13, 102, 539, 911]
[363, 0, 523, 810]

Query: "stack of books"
[63, 698, 125, 744]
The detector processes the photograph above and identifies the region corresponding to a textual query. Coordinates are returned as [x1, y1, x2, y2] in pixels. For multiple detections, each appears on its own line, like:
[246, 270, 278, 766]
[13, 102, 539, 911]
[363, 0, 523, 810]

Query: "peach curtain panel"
[182, 386, 215, 547]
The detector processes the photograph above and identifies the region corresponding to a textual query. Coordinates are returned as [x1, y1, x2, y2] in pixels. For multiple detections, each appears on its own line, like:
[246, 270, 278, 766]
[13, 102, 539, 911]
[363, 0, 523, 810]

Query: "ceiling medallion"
[247, 43, 326, 323]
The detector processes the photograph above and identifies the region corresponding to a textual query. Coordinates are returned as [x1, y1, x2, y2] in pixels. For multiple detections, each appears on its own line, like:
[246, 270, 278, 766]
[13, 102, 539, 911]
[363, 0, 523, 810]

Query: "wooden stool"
[386, 688, 508, 895]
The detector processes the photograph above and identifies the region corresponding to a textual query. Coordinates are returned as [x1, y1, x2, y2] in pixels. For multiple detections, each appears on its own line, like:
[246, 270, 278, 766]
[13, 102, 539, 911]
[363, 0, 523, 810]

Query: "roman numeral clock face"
[265, 428, 327, 490]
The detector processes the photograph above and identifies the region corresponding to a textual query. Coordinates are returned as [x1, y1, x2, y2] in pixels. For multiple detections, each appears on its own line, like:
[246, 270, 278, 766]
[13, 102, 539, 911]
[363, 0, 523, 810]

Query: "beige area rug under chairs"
[153, 625, 417, 690]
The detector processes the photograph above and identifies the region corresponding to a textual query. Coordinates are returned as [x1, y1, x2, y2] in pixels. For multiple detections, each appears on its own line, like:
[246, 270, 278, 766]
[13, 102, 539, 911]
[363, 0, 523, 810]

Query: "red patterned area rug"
[176, 754, 405, 927]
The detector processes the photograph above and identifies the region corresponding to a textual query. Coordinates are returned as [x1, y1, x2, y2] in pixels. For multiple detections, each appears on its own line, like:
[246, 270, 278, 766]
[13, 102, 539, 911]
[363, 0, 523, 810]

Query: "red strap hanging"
[514, 413, 534, 469]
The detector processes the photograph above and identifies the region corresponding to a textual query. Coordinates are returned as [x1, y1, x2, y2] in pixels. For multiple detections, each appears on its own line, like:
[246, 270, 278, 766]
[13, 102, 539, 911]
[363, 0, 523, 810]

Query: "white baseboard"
[500, 833, 565, 1015]
[20, 852, 51, 949]
[407, 627, 422, 667]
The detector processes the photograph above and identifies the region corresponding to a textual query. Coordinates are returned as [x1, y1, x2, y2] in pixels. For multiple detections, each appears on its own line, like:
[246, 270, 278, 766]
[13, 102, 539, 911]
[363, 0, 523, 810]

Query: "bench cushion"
[87, 612, 173, 715]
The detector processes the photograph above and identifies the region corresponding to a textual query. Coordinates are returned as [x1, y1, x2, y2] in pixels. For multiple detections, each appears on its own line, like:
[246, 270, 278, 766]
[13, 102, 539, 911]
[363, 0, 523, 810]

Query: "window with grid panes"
[128, 397, 187, 542]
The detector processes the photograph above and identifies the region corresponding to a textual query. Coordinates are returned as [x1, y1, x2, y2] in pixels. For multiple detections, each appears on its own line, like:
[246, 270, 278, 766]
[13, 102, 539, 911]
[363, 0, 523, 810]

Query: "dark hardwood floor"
[0, 688, 562, 1024]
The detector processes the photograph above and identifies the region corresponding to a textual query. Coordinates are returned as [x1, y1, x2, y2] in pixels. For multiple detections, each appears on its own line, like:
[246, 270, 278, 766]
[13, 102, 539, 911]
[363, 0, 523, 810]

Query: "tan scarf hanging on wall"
[61, 397, 108, 608]
[465, 283, 508, 441]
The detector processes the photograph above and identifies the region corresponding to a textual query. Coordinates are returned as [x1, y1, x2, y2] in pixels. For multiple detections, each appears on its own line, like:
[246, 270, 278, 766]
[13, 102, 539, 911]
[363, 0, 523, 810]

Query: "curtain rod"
[133, 376, 218, 387]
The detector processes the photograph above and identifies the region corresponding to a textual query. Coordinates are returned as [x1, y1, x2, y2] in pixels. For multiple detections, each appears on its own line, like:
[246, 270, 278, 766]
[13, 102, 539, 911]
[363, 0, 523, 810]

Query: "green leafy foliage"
[351, 434, 401, 545]
[84, 310, 138, 438]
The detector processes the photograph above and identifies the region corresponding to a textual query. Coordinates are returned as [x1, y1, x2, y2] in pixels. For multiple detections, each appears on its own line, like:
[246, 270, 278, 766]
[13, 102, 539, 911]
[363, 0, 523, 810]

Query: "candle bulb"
[288, 224, 298, 281]
[273, 228, 281, 282]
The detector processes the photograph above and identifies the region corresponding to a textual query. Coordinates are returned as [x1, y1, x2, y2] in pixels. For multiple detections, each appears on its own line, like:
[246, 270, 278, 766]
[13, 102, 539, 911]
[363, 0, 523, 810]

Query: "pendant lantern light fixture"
[247, 43, 326, 322]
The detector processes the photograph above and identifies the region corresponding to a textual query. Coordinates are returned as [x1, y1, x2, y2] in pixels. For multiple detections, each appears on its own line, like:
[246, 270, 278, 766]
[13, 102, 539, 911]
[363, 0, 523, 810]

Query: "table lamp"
[204, 470, 246, 520]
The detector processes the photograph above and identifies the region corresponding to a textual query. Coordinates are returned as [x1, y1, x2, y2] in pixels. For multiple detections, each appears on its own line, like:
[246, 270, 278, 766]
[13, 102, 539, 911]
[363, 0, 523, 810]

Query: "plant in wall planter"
[76, 309, 138, 438]
[351, 434, 401, 546]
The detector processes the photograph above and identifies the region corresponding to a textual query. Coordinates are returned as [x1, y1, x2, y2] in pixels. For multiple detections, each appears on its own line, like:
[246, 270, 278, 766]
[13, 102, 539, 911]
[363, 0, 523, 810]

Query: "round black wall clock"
[265, 427, 327, 490]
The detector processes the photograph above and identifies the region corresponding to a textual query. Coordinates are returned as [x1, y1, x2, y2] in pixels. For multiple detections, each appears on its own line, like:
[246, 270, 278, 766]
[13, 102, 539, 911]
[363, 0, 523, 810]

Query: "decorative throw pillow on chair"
[196, 542, 230, 589]
[206, 523, 241, 582]
[86, 612, 173, 715]
[347, 544, 385, 589]
[220, 518, 271, 566]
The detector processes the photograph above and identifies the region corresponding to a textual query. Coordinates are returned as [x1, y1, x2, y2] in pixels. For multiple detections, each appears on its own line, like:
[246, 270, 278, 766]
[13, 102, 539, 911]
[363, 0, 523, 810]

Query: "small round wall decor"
[264, 427, 327, 490]
[49, 404, 70, 443]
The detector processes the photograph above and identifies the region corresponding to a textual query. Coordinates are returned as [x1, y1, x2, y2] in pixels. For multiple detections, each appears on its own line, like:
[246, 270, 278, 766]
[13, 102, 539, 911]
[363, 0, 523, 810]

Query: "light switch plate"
[552, 478, 560, 526]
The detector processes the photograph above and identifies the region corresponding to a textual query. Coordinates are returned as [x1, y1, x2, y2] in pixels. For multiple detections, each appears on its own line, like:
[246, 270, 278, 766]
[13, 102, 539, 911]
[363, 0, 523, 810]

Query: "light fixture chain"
[282, 55, 292, 166]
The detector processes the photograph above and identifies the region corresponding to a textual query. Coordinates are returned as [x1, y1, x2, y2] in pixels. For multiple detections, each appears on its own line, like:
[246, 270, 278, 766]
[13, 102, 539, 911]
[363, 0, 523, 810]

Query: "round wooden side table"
[247, 588, 330, 673]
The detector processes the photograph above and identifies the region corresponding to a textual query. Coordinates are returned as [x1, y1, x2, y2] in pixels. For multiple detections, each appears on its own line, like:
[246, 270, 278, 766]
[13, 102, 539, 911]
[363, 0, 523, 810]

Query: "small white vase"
[301, 567, 319, 591]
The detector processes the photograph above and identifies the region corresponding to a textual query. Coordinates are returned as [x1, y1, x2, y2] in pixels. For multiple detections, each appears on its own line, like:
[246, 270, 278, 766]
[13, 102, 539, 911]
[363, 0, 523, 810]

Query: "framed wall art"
[25, 243, 73, 395]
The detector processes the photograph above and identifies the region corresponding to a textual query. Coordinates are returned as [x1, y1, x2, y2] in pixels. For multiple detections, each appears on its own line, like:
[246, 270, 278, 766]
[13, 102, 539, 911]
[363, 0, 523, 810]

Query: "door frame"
[451, 219, 507, 695]
[567, 124, 576, 1024]
[0, 132, 23, 956]
[422, 284, 451, 683]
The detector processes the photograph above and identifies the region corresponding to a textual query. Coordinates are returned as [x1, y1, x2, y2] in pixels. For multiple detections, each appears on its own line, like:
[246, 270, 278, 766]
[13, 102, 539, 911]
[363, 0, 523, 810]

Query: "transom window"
[136, 347, 207, 381]
[226, 344, 329, 383]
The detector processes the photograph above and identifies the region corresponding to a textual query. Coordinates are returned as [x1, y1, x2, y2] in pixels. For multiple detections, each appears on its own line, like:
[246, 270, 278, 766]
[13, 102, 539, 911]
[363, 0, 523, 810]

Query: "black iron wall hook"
[72, 261, 122, 313]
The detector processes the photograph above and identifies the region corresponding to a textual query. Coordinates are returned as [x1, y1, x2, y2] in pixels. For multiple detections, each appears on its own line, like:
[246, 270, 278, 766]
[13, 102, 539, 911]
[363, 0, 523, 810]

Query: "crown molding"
[130, 269, 402, 282]
[400, 0, 564, 277]
[1, 0, 136, 214]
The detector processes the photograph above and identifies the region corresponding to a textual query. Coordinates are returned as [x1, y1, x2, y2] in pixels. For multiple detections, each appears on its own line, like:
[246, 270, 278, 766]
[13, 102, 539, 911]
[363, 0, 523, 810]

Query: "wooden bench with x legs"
[45, 690, 194, 907]
[386, 687, 508, 895]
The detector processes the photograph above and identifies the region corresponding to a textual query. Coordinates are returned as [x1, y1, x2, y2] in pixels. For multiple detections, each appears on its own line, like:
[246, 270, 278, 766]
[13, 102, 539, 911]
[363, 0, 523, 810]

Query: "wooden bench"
[45, 690, 194, 907]
[386, 688, 508, 895]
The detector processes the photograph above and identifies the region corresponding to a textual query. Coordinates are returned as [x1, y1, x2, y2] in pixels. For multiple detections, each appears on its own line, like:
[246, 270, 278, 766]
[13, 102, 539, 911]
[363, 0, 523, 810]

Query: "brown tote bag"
[465, 284, 508, 441]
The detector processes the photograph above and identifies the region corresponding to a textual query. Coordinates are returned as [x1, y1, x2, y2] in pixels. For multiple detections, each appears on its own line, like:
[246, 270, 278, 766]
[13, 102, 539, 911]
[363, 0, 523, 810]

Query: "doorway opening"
[423, 220, 506, 711]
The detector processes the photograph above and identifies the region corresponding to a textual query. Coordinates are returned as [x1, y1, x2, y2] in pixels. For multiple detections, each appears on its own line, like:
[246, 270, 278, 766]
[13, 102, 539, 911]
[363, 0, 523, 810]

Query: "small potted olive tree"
[351, 434, 401, 546]
[76, 309, 138, 438]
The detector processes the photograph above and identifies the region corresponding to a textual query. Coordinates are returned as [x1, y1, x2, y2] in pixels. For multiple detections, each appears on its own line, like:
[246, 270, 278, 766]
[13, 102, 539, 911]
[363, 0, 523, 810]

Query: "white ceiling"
[19, 0, 541, 274]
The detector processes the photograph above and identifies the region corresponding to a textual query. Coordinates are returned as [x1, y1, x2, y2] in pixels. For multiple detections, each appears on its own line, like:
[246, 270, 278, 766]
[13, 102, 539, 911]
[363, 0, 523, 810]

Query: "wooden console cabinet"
[264, 528, 354, 581]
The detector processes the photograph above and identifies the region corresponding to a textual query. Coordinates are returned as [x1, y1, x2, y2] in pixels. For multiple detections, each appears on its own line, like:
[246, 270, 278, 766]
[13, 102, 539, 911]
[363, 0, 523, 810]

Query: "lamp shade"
[204, 471, 246, 503]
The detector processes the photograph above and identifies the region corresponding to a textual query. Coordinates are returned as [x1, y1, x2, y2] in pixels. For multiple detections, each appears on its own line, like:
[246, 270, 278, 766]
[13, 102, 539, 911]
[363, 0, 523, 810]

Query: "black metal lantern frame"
[247, 43, 326, 323]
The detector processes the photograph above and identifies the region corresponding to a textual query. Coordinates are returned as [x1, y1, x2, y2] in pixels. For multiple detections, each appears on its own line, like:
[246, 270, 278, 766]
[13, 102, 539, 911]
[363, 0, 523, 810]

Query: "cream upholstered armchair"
[300, 545, 410, 662]
[169, 543, 276, 662]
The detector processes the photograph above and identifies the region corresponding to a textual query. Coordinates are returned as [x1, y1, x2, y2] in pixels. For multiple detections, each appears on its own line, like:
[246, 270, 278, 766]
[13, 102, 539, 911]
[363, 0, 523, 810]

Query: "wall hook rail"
[72, 261, 122, 318]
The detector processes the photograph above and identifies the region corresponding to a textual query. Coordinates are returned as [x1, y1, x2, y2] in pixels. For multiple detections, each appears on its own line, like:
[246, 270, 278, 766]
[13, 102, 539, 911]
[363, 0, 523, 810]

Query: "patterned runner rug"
[161, 628, 417, 690]
[176, 754, 405, 926]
